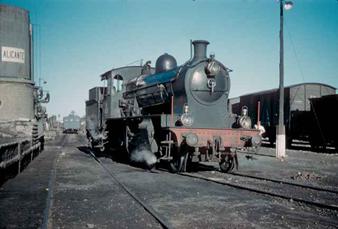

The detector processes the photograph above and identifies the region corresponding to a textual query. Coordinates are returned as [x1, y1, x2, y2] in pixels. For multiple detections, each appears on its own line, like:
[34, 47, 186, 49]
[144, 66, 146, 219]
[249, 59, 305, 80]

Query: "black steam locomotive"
[86, 40, 261, 172]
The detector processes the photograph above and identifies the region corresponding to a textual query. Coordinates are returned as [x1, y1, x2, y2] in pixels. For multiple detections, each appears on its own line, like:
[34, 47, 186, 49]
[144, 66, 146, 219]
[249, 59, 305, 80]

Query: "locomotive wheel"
[219, 154, 235, 173]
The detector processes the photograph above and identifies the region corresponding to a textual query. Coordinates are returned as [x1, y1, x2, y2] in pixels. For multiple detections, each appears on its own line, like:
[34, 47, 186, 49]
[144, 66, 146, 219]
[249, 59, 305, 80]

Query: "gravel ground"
[101, 160, 338, 228]
[235, 146, 338, 191]
[0, 134, 337, 229]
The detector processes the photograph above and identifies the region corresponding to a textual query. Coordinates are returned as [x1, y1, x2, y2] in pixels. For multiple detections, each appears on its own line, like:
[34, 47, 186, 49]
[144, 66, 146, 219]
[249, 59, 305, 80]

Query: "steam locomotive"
[86, 40, 261, 172]
[63, 111, 81, 134]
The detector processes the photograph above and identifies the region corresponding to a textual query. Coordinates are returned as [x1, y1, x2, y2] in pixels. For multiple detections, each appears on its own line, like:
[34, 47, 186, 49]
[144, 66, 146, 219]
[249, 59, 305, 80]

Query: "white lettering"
[1, 46, 25, 63]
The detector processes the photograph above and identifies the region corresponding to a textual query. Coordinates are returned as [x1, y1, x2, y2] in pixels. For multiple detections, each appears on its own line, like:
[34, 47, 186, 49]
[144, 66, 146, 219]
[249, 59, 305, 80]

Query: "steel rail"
[88, 149, 173, 229]
[180, 172, 338, 211]
[230, 172, 338, 194]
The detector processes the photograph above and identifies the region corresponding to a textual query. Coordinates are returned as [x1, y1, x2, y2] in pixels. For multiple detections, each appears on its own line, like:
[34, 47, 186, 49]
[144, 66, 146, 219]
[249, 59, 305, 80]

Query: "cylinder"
[0, 4, 31, 80]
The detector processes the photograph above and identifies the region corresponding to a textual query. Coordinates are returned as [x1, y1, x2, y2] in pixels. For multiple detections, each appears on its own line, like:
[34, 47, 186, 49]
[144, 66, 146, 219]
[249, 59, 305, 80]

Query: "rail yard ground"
[0, 134, 337, 229]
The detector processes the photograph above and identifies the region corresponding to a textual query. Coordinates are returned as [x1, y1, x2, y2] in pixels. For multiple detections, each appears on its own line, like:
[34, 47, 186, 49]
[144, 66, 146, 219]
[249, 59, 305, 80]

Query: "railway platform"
[0, 138, 59, 228]
[0, 134, 337, 228]
[0, 135, 161, 229]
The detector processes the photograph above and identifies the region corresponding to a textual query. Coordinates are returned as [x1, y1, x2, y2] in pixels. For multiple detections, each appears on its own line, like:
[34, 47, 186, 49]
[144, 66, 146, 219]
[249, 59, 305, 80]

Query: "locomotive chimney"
[192, 40, 209, 62]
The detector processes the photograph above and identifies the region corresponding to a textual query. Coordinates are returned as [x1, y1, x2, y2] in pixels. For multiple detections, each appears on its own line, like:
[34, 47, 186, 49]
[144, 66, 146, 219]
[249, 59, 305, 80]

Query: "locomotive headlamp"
[205, 60, 220, 77]
[185, 133, 198, 147]
[181, 104, 194, 126]
[181, 113, 194, 127]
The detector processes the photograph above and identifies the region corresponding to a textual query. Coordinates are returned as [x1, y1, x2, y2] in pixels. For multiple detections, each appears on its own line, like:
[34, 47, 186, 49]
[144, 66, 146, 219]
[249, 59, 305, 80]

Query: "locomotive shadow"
[156, 160, 219, 173]
[77, 145, 220, 173]
[190, 162, 219, 172]
[77, 146, 161, 172]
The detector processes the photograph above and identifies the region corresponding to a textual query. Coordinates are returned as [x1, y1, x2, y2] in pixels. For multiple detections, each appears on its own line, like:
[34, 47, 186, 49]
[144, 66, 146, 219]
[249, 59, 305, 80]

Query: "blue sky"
[1, 0, 337, 118]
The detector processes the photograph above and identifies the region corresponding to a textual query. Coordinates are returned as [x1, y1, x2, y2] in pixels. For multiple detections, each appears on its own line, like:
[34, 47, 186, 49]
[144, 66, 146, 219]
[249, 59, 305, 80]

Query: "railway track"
[86, 145, 338, 214]
[230, 171, 338, 194]
[82, 129, 337, 222]
[87, 149, 173, 229]
[42, 135, 67, 229]
[179, 170, 338, 211]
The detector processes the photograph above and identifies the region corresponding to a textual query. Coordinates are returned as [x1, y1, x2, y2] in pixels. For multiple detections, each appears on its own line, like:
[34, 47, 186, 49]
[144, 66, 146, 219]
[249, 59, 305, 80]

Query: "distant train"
[230, 83, 337, 151]
[86, 40, 261, 172]
[63, 112, 81, 134]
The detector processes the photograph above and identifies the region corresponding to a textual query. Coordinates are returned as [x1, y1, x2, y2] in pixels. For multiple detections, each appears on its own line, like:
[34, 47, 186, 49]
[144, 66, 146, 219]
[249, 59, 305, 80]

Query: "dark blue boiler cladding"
[143, 69, 178, 85]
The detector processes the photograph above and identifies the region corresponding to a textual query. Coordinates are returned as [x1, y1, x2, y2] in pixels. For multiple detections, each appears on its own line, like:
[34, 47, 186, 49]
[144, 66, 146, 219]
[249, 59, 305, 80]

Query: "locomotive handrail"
[191, 89, 228, 92]
[105, 114, 163, 121]
[0, 141, 18, 149]
[0, 138, 30, 149]
[123, 78, 176, 95]
[0, 139, 41, 170]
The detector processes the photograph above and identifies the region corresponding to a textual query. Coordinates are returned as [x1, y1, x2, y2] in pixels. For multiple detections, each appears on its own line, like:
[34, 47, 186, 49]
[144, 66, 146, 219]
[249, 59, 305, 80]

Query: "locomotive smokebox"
[192, 40, 209, 62]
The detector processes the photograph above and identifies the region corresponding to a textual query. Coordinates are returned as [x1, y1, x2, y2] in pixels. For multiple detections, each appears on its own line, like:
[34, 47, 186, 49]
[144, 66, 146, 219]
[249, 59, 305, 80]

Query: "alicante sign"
[1, 46, 25, 64]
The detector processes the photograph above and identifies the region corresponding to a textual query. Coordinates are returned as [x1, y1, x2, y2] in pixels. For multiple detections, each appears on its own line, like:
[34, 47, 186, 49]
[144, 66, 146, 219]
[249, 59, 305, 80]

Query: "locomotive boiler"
[86, 40, 261, 172]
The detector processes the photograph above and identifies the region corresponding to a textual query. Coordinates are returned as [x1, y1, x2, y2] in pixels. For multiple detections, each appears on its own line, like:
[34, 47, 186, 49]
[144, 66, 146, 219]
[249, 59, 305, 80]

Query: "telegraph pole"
[276, 0, 293, 159]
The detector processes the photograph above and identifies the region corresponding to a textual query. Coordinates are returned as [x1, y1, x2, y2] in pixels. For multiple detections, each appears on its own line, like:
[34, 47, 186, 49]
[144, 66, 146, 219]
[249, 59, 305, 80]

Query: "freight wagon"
[309, 94, 338, 151]
[230, 83, 336, 147]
